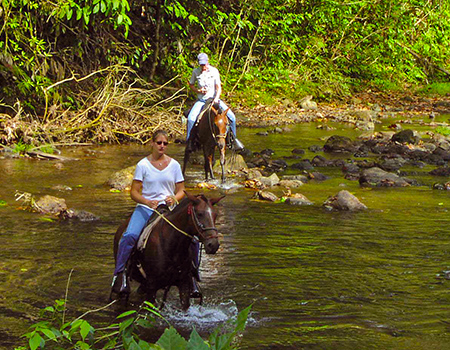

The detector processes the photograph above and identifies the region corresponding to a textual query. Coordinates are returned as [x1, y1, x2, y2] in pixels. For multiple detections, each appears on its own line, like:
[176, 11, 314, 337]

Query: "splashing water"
[157, 299, 259, 332]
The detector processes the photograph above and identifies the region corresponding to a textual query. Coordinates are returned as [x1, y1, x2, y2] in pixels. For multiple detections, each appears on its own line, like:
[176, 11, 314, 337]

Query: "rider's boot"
[232, 138, 245, 152]
[226, 131, 244, 152]
[110, 269, 130, 299]
[190, 261, 202, 298]
[190, 276, 202, 299]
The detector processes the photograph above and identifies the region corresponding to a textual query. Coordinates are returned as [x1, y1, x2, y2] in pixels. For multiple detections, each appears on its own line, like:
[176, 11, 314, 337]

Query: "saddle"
[186, 99, 230, 152]
[136, 204, 170, 252]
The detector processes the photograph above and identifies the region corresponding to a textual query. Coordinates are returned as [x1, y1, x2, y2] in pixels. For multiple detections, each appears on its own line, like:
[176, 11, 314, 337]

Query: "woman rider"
[111, 130, 193, 297]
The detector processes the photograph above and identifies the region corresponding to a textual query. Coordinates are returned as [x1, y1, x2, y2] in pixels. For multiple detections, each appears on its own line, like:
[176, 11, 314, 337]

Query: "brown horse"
[183, 100, 229, 183]
[113, 192, 224, 310]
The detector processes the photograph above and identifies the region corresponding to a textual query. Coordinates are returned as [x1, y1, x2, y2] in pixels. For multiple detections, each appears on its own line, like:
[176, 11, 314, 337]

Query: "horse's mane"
[164, 194, 209, 219]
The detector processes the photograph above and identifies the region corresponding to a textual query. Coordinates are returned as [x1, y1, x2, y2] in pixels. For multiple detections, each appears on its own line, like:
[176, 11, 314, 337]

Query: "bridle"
[188, 202, 219, 241]
[208, 105, 227, 147]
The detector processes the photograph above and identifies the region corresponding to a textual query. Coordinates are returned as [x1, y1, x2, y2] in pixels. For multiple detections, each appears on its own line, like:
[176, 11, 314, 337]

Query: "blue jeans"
[114, 205, 154, 275]
[114, 205, 201, 275]
[186, 99, 236, 139]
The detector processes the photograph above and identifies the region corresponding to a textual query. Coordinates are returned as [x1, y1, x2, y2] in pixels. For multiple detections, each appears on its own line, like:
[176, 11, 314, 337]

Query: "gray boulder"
[107, 165, 135, 190]
[253, 191, 279, 202]
[323, 190, 367, 211]
[285, 194, 313, 206]
[35, 195, 68, 215]
[259, 173, 280, 187]
[359, 167, 411, 187]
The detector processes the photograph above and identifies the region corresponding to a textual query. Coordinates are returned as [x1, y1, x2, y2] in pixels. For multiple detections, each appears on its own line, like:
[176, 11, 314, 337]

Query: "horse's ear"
[221, 108, 230, 116]
[210, 195, 225, 206]
[184, 190, 200, 204]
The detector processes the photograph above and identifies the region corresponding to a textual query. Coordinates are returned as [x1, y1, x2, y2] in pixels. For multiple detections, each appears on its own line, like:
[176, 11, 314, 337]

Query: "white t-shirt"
[133, 157, 184, 210]
[189, 65, 221, 100]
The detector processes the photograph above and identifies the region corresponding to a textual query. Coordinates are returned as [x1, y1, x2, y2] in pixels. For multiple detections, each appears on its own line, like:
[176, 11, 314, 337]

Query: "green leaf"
[43, 306, 55, 313]
[29, 333, 43, 350]
[156, 327, 187, 350]
[100, 1, 107, 13]
[83, 11, 90, 25]
[0, 200, 7, 207]
[135, 318, 154, 328]
[80, 320, 92, 340]
[119, 317, 134, 332]
[39, 217, 54, 222]
[235, 305, 252, 332]
[138, 339, 156, 350]
[75, 340, 91, 350]
[117, 310, 137, 319]
[187, 328, 209, 350]
[41, 328, 57, 341]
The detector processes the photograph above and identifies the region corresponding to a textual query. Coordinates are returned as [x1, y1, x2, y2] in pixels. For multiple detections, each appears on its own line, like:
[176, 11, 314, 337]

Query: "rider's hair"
[152, 129, 168, 141]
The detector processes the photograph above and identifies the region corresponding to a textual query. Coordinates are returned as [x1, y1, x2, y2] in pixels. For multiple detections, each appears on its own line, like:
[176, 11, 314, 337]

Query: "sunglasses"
[155, 141, 169, 146]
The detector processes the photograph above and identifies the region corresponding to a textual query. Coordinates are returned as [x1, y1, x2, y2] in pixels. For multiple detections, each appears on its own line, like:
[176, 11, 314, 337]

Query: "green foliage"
[2, 0, 450, 115]
[33, 144, 55, 154]
[12, 141, 33, 154]
[15, 298, 251, 350]
[435, 126, 450, 137]
[417, 83, 450, 96]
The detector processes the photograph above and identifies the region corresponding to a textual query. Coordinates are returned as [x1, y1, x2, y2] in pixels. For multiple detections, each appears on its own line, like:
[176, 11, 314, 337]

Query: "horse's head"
[212, 106, 229, 153]
[185, 191, 224, 254]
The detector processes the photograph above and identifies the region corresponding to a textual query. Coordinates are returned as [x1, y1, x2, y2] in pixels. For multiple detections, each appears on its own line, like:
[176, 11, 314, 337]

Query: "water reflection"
[2, 125, 450, 349]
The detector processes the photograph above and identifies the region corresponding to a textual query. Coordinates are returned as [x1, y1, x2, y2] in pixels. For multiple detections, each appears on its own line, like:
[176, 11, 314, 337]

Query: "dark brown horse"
[113, 192, 224, 310]
[183, 100, 229, 183]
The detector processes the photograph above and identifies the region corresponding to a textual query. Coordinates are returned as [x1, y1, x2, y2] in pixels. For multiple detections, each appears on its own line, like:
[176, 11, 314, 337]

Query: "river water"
[1, 120, 450, 349]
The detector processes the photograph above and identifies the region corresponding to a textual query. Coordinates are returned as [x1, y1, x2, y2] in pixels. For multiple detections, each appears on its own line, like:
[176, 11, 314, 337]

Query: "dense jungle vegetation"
[1, 0, 450, 145]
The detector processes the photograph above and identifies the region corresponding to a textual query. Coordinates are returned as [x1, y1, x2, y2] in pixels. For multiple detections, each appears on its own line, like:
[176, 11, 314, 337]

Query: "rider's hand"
[165, 196, 174, 206]
[147, 200, 158, 209]
[199, 87, 207, 94]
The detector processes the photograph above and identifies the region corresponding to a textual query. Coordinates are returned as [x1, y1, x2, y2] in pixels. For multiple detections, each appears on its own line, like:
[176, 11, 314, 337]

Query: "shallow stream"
[2, 119, 450, 349]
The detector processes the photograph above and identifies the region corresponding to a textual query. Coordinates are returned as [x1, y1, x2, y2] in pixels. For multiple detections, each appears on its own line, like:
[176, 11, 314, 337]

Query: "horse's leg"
[203, 146, 215, 181]
[219, 144, 226, 183]
[182, 147, 191, 176]
[210, 148, 216, 180]
[146, 289, 157, 307]
[179, 283, 191, 311]
[160, 286, 171, 310]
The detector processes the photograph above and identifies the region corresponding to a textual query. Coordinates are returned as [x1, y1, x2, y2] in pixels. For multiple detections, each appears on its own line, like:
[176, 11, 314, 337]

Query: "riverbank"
[1, 89, 449, 151]
[235, 90, 450, 128]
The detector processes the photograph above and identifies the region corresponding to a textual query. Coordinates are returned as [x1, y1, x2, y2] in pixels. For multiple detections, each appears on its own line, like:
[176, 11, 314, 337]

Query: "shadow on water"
[2, 122, 450, 349]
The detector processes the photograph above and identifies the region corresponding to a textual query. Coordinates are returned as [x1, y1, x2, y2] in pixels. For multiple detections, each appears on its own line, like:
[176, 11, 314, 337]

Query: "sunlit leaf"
[80, 320, 92, 340]
[117, 310, 137, 319]
[156, 327, 187, 350]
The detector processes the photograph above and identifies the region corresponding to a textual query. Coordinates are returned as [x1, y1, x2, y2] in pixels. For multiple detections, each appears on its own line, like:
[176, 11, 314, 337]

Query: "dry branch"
[1, 65, 189, 146]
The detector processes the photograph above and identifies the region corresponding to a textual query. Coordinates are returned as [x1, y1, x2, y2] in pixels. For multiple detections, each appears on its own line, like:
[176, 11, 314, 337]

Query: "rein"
[152, 202, 218, 242]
